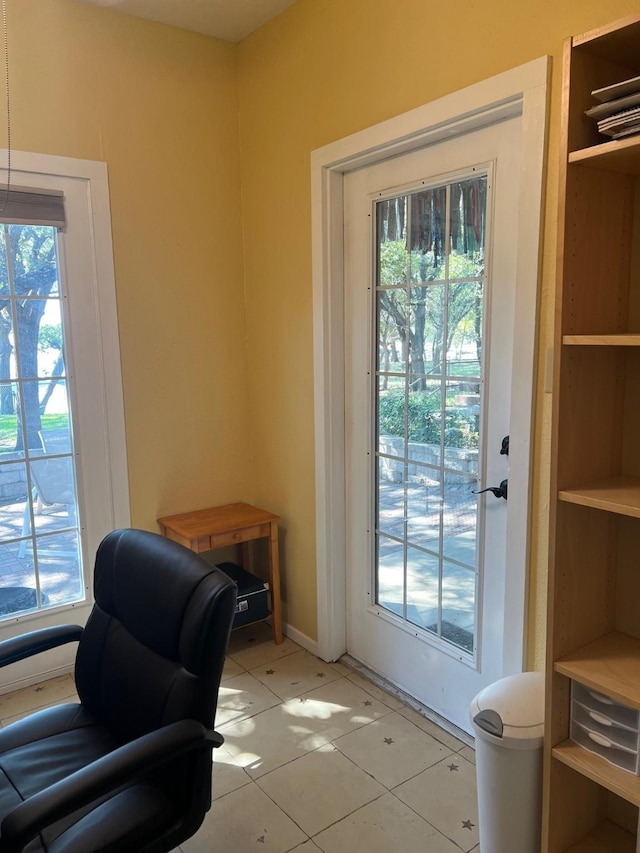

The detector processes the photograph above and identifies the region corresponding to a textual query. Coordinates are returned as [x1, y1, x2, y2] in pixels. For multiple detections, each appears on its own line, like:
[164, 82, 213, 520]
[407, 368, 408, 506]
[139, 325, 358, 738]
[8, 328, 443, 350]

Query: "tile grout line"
[246, 694, 465, 843]
[324, 720, 473, 850]
[5, 634, 480, 853]
[217, 666, 470, 792]
[200, 628, 479, 850]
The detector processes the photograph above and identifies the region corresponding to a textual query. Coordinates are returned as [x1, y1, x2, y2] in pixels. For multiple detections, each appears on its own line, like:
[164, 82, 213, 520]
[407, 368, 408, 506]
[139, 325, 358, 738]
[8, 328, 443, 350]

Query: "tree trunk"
[0, 314, 13, 414]
[410, 293, 427, 391]
[39, 353, 64, 414]
[15, 312, 44, 451]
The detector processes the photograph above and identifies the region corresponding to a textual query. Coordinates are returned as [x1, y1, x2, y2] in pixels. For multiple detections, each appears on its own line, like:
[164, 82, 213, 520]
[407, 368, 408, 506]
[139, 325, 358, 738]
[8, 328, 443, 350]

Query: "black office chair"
[0, 528, 237, 853]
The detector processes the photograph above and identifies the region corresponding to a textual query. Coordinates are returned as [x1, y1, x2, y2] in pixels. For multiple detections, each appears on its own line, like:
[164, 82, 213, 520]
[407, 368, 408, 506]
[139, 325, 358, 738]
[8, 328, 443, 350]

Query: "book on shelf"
[586, 75, 640, 141]
[597, 106, 640, 138]
[592, 74, 640, 103]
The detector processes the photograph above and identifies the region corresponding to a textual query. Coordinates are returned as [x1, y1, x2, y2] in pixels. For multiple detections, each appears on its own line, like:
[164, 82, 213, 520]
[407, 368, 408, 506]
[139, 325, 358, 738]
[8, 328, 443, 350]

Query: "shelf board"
[563, 334, 640, 346]
[554, 740, 640, 806]
[566, 819, 636, 852]
[555, 631, 640, 708]
[569, 136, 640, 175]
[572, 12, 640, 64]
[559, 476, 640, 518]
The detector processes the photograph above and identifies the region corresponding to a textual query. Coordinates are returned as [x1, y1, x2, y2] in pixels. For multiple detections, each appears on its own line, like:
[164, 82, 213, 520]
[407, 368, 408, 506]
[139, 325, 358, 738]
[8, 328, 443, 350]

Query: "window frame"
[0, 150, 129, 687]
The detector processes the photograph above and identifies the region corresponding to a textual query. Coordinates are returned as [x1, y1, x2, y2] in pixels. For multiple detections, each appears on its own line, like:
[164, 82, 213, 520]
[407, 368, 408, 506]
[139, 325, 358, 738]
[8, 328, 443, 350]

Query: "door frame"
[311, 58, 549, 664]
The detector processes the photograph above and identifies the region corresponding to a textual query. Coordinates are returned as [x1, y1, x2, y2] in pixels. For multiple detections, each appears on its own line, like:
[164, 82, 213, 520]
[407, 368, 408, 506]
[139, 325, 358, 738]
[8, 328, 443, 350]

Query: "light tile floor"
[0, 622, 480, 852]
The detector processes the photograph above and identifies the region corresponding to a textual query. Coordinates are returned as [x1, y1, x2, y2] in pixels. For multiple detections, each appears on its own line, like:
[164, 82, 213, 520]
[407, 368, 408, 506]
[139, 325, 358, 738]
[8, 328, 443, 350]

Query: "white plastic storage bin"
[570, 681, 640, 774]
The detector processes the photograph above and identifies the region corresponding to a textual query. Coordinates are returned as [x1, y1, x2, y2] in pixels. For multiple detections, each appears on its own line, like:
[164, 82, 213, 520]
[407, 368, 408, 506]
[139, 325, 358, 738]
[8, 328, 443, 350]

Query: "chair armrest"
[0, 625, 83, 668]
[0, 719, 222, 853]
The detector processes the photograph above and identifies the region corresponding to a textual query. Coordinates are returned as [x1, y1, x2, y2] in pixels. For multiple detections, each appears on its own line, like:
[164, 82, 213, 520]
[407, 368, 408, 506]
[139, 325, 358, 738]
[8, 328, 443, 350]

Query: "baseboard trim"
[282, 622, 319, 657]
[0, 663, 74, 697]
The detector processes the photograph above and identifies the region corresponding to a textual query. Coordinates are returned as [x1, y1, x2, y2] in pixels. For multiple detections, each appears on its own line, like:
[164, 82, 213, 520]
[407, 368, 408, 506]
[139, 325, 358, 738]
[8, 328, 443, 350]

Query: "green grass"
[0, 413, 69, 452]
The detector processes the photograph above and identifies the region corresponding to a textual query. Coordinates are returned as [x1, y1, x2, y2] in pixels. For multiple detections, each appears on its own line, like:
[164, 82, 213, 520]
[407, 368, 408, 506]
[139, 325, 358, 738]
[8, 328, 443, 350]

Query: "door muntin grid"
[374, 172, 488, 658]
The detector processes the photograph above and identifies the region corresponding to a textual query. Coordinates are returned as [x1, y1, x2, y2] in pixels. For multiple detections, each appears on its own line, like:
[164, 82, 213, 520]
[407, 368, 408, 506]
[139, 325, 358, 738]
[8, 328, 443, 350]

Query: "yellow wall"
[11, 0, 250, 528]
[13, 0, 640, 667]
[237, 0, 640, 661]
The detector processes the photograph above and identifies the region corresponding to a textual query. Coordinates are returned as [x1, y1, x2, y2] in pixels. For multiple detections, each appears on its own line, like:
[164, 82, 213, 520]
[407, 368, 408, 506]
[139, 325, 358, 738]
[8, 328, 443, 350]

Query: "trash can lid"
[470, 672, 545, 748]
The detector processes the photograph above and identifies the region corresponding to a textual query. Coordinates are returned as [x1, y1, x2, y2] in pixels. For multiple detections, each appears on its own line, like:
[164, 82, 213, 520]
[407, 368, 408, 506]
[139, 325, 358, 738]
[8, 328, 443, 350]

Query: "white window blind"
[0, 186, 65, 228]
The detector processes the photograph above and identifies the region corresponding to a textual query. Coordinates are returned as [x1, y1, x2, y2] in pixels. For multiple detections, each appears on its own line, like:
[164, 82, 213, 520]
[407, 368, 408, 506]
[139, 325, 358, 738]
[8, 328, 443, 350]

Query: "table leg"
[268, 521, 283, 644]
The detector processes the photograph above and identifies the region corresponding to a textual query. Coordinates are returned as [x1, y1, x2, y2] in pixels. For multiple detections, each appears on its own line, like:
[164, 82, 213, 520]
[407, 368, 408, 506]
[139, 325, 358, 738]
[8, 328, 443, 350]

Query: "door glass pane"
[406, 467, 439, 551]
[377, 199, 409, 285]
[408, 187, 447, 282]
[377, 289, 408, 374]
[374, 173, 486, 657]
[0, 225, 83, 620]
[409, 285, 444, 379]
[406, 546, 439, 632]
[441, 560, 476, 653]
[377, 456, 404, 540]
[442, 472, 478, 565]
[376, 536, 404, 617]
[445, 379, 480, 473]
[377, 376, 405, 455]
[450, 177, 487, 275]
[446, 282, 483, 377]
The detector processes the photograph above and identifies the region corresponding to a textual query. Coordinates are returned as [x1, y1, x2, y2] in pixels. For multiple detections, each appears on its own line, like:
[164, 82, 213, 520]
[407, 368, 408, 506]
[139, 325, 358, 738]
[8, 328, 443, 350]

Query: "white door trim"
[311, 58, 549, 663]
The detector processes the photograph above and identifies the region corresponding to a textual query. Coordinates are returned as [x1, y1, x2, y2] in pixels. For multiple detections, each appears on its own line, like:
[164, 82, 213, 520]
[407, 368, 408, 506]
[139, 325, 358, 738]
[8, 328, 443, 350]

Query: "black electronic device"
[217, 562, 270, 628]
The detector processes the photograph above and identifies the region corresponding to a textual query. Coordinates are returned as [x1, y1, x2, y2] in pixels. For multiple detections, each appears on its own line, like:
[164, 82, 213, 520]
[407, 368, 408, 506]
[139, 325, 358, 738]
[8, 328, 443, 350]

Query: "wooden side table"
[158, 502, 282, 644]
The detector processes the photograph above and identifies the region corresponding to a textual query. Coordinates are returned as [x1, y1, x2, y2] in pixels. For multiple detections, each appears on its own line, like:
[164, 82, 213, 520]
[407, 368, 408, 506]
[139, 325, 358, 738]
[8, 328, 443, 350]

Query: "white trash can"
[470, 672, 545, 853]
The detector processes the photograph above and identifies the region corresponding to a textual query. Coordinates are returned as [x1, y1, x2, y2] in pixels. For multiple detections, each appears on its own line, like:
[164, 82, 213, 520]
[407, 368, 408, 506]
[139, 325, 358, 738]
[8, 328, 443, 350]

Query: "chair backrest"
[75, 529, 237, 744]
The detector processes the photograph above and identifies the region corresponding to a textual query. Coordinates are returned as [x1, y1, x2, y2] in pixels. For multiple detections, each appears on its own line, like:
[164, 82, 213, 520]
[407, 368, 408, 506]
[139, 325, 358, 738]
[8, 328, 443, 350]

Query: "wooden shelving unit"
[566, 820, 636, 852]
[558, 478, 640, 519]
[563, 334, 640, 346]
[543, 13, 640, 852]
[553, 740, 640, 806]
[568, 137, 640, 176]
[554, 632, 640, 706]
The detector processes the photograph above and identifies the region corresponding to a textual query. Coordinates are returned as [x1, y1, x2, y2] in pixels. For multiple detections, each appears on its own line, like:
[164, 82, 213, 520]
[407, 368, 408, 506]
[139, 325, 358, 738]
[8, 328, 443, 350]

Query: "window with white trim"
[0, 154, 129, 630]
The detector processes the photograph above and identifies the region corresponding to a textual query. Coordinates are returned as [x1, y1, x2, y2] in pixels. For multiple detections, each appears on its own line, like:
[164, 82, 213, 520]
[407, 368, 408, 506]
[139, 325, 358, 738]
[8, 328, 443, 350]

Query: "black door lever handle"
[473, 479, 508, 500]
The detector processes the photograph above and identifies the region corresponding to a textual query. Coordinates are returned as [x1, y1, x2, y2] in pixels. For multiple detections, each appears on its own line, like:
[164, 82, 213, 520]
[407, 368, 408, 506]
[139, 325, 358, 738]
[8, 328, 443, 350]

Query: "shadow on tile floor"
[0, 622, 480, 853]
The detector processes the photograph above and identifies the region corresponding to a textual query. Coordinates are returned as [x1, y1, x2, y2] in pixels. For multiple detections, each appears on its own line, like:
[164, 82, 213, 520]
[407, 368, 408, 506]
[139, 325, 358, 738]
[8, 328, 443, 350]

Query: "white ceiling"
[76, 0, 298, 42]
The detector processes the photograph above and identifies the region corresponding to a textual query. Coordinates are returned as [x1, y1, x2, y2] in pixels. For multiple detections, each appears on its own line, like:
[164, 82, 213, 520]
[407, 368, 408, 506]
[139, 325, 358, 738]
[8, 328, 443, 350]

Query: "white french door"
[344, 115, 530, 733]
